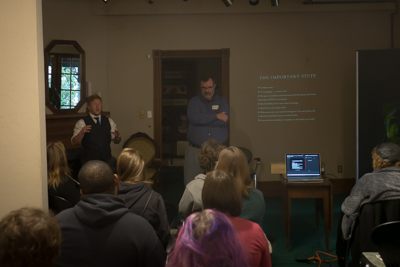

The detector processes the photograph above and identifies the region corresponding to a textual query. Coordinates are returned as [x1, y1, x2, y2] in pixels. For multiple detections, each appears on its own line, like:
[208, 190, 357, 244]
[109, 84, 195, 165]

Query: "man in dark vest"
[71, 95, 121, 172]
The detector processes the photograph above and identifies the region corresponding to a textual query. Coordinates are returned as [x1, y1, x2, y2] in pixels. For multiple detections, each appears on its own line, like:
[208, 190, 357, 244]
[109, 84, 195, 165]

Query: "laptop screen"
[286, 154, 321, 177]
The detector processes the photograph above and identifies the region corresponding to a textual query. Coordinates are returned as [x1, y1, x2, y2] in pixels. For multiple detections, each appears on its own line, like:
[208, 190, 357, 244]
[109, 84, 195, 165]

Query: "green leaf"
[387, 123, 398, 140]
[385, 116, 395, 129]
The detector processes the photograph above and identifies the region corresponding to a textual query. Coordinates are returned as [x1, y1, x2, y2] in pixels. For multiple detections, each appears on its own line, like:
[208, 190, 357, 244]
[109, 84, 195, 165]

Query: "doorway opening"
[153, 49, 230, 166]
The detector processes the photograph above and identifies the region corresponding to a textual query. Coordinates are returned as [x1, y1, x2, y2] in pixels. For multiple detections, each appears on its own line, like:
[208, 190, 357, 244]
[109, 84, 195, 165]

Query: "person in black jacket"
[56, 160, 166, 267]
[117, 148, 170, 248]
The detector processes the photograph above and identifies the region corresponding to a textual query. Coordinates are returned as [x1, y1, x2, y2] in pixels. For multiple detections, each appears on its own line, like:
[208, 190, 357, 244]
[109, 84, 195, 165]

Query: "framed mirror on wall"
[44, 40, 86, 114]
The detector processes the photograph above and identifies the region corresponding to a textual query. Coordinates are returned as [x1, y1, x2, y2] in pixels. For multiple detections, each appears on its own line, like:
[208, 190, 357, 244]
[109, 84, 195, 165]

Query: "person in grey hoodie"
[179, 140, 225, 220]
[56, 160, 166, 267]
[116, 148, 169, 248]
[341, 142, 400, 240]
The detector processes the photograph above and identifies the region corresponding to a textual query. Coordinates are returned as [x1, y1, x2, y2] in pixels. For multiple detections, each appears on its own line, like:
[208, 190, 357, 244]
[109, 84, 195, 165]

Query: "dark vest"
[81, 115, 112, 165]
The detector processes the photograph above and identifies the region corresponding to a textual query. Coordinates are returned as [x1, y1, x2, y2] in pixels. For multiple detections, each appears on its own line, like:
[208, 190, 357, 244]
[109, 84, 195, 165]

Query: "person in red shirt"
[202, 170, 272, 267]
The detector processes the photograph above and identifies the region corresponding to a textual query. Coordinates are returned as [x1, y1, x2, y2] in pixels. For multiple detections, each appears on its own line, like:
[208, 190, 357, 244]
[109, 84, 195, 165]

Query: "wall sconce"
[222, 0, 233, 7]
[249, 0, 259, 5]
[271, 0, 279, 6]
[147, 0, 154, 4]
[103, 0, 109, 3]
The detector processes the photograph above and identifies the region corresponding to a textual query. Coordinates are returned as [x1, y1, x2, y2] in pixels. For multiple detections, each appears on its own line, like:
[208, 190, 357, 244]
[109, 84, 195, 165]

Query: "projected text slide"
[257, 74, 317, 122]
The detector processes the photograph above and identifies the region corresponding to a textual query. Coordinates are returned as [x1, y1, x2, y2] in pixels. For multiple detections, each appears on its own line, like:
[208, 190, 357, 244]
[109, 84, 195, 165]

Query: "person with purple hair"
[166, 209, 249, 267]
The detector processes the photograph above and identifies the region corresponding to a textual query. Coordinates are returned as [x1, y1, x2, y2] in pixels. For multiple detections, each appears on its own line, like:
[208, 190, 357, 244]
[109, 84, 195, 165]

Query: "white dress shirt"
[71, 113, 117, 142]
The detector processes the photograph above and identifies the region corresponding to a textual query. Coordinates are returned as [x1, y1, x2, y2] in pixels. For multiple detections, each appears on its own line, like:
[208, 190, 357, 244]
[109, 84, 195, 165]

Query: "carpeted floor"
[162, 166, 346, 267]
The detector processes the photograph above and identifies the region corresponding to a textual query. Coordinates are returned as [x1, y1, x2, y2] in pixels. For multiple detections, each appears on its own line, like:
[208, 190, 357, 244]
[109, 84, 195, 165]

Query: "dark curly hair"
[198, 140, 225, 173]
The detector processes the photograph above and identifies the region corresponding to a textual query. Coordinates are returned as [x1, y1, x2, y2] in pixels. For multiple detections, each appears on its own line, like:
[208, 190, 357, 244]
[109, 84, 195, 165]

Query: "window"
[48, 54, 81, 109]
[44, 40, 86, 114]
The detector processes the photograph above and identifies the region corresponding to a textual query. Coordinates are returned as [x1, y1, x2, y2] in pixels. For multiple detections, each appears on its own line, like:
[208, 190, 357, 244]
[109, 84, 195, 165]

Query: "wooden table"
[281, 176, 333, 252]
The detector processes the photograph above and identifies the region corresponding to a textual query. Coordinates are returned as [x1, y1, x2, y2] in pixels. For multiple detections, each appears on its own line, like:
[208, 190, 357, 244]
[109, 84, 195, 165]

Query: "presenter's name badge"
[212, 105, 219, 110]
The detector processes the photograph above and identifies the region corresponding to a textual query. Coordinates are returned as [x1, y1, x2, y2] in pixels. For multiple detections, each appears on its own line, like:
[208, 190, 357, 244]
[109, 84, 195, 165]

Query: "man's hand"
[216, 112, 228, 123]
[81, 125, 92, 135]
[111, 130, 121, 144]
[71, 125, 91, 146]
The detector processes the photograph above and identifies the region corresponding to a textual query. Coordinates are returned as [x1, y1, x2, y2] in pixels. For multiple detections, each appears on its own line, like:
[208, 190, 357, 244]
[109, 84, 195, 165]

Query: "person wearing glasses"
[184, 76, 230, 186]
[71, 94, 121, 172]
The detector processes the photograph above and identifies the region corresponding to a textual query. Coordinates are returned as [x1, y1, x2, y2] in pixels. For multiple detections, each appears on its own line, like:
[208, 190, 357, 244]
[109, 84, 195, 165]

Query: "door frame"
[153, 49, 230, 158]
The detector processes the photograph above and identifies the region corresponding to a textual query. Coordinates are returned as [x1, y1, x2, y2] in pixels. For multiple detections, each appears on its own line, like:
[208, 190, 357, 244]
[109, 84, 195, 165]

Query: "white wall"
[42, 0, 400, 181]
[0, 0, 47, 217]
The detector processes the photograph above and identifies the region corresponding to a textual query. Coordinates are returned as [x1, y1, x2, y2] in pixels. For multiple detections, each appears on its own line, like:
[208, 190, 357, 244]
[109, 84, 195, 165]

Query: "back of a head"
[47, 141, 70, 189]
[166, 209, 249, 267]
[79, 160, 115, 195]
[372, 142, 400, 169]
[198, 140, 226, 173]
[117, 148, 148, 185]
[215, 146, 250, 196]
[202, 170, 242, 217]
[0, 207, 61, 267]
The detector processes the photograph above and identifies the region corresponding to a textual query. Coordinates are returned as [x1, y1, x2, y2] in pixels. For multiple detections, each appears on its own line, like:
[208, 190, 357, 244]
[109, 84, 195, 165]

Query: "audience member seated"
[166, 209, 249, 267]
[117, 148, 169, 248]
[56, 160, 166, 267]
[0, 207, 61, 267]
[341, 142, 400, 240]
[215, 146, 266, 227]
[47, 141, 80, 206]
[202, 170, 272, 267]
[179, 139, 225, 220]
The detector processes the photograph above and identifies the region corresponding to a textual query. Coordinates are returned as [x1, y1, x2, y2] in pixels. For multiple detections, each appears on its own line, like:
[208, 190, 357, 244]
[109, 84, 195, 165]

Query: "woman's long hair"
[166, 209, 249, 267]
[215, 146, 250, 197]
[117, 148, 151, 185]
[47, 141, 71, 190]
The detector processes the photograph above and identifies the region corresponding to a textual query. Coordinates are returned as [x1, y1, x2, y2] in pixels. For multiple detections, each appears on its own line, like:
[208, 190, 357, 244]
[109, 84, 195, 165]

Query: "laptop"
[285, 154, 323, 182]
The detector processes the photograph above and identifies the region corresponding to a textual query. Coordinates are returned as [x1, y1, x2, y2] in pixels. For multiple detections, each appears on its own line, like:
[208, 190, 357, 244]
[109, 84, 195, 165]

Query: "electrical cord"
[296, 251, 338, 267]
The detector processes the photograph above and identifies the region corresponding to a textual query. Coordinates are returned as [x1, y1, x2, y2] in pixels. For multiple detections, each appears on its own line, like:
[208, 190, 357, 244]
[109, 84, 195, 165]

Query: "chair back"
[48, 195, 72, 214]
[371, 221, 400, 267]
[164, 200, 178, 228]
[123, 132, 157, 167]
[347, 199, 400, 267]
[238, 147, 252, 163]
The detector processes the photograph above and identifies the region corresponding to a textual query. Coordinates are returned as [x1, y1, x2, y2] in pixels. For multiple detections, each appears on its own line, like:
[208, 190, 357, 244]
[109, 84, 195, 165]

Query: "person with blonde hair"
[341, 142, 400, 240]
[47, 141, 80, 206]
[117, 148, 170, 248]
[215, 146, 265, 227]
[202, 170, 271, 267]
[166, 209, 249, 267]
[0, 207, 62, 267]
